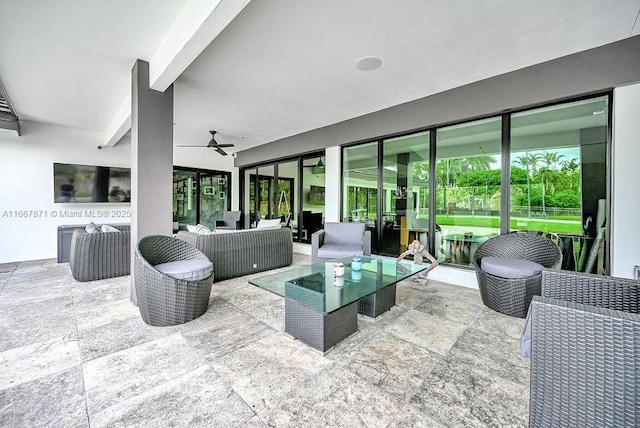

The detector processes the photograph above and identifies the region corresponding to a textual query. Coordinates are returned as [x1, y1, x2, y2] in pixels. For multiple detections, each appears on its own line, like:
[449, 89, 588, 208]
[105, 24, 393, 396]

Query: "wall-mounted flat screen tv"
[53, 162, 131, 203]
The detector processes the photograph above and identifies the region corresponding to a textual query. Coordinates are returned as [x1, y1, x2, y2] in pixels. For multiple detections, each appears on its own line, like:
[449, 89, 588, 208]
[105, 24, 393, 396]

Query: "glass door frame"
[239, 150, 325, 242]
[173, 166, 231, 230]
[340, 91, 611, 271]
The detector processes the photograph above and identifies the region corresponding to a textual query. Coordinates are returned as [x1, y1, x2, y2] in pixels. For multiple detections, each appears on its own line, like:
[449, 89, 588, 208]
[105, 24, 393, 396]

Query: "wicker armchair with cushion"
[216, 210, 241, 230]
[134, 235, 214, 326]
[528, 269, 640, 428]
[473, 232, 562, 318]
[69, 224, 131, 281]
[311, 222, 371, 264]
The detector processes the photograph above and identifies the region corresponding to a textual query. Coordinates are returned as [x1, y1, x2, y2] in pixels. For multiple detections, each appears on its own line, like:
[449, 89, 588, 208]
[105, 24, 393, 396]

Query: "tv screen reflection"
[54, 162, 131, 203]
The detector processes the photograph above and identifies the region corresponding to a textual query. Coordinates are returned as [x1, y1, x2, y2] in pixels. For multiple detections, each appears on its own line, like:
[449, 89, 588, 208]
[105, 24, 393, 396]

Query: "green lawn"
[434, 215, 582, 235]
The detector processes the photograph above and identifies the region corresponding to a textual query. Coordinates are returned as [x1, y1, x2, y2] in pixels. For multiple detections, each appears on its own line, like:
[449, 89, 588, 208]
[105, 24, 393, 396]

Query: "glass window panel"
[382, 131, 430, 257]
[257, 164, 275, 221]
[173, 170, 198, 230]
[199, 172, 228, 229]
[244, 168, 256, 228]
[301, 155, 325, 243]
[510, 96, 608, 273]
[278, 160, 298, 229]
[436, 117, 502, 266]
[343, 142, 378, 253]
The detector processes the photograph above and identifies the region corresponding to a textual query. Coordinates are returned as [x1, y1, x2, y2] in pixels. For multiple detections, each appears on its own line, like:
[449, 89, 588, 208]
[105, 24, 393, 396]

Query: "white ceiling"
[1, 0, 639, 152]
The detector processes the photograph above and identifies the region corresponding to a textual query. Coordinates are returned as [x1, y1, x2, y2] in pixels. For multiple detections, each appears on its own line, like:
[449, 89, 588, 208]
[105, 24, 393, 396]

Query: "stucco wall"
[612, 82, 640, 278]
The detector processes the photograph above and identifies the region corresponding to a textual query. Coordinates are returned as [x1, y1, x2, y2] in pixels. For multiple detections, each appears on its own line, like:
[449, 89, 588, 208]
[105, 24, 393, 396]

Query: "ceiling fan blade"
[177, 145, 207, 148]
[215, 147, 228, 156]
[215, 143, 235, 148]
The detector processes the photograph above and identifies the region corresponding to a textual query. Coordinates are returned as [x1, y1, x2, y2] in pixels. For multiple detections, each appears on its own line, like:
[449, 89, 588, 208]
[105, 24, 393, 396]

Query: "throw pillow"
[256, 219, 281, 230]
[85, 222, 101, 234]
[100, 224, 121, 233]
[186, 224, 198, 232]
[194, 224, 212, 235]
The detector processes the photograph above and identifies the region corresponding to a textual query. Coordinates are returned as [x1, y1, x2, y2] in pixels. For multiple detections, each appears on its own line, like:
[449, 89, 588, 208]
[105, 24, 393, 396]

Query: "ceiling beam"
[150, 0, 251, 92]
[103, 0, 251, 146]
[102, 94, 131, 148]
[0, 117, 20, 135]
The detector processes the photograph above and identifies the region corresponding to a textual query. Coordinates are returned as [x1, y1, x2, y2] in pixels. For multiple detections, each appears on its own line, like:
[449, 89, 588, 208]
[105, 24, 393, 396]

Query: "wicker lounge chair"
[69, 224, 131, 281]
[528, 269, 640, 428]
[311, 222, 371, 264]
[216, 210, 241, 230]
[134, 235, 213, 326]
[473, 232, 562, 318]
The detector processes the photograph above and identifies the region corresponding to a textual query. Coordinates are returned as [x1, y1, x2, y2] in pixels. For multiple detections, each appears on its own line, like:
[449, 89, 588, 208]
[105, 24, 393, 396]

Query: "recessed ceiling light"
[355, 56, 382, 72]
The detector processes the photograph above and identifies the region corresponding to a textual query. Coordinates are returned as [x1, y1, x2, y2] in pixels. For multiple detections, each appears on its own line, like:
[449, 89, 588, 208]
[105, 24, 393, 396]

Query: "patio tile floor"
[0, 255, 530, 427]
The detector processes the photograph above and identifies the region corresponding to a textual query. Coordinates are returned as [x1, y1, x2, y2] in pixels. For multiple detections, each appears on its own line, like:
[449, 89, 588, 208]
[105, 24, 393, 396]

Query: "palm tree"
[513, 152, 543, 217]
[541, 151, 565, 194]
[560, 157, 580, 190]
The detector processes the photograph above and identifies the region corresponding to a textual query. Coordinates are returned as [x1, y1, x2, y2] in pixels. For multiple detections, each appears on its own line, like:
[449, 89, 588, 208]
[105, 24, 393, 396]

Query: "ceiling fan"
[303, 158, 325, 174]
[178, 130, 235, 155]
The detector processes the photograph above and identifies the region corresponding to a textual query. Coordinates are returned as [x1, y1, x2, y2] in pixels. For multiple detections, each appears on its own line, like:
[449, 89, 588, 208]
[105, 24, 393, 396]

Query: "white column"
[612, 83, 640, 278]
[325, 146, 341, 222]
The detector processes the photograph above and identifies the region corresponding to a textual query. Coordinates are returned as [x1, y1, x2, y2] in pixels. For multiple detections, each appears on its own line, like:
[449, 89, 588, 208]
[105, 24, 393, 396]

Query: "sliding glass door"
[510, 96, 608, 273]
[343, 142, 378, 253]
[381, 132, 430, 257]
[435, 117, 502, 266]
[300, 155, 325, 243]
[240, 151, 323, 242]
[340, 94, 609, 271]
[173, 167, 231, 231]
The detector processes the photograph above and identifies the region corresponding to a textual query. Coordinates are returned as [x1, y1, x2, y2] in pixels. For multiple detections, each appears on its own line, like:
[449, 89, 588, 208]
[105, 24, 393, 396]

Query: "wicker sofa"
[175, 227, 293, 281]
[69, 224, 131, 281]
[528, 269, 640, 428]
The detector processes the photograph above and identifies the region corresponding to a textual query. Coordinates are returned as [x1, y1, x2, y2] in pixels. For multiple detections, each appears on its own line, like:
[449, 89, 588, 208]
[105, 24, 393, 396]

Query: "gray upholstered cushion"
[481, 256, 543, 279]
[324, 222, 365, 245]
[317, 244, 365, 260]
[520, 308, 532, 359]
[154, 259, 213, 281]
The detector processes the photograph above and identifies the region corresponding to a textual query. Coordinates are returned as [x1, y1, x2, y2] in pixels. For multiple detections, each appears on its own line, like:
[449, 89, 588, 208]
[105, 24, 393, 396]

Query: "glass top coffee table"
[250, 256, 428, 353]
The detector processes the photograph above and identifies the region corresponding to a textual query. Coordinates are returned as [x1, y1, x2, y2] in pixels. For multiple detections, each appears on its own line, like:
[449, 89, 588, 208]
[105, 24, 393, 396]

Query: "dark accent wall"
[236, 35, 640, 167]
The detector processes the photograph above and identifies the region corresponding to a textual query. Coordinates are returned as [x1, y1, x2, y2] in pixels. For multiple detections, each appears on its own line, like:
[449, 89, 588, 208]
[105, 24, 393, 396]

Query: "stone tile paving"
[0, 253, 529, 427]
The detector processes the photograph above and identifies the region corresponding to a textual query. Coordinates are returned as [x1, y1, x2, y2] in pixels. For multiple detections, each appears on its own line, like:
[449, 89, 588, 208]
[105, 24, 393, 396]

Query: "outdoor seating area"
[1, 4, 640, 427]
[0, 255, 530, 427]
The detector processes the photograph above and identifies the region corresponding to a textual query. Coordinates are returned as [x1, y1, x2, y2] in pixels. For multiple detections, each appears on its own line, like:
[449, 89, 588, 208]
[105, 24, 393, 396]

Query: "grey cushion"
[324, 222, 365, 245]
[481, 256, 543, 279]
[520, 307, 532, 359]
[154, 259, 213, 281]
[317, 244, 365, 260]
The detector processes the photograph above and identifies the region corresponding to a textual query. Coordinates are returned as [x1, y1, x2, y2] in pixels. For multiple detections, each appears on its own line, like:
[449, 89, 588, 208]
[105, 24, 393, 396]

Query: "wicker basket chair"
[134, 235, 214, 326]
[473, 232, 562, 318]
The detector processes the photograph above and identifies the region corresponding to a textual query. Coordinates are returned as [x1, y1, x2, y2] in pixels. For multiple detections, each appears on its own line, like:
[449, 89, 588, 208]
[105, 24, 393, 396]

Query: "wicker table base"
[285, 298, 358, 353]
[358, 284, 396, 317]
